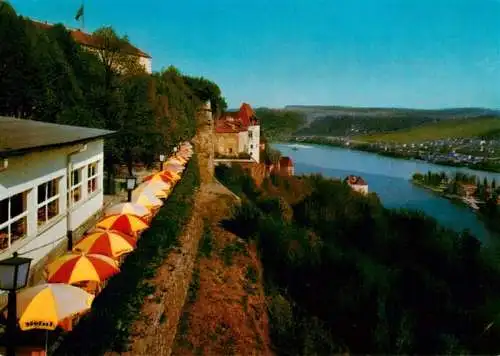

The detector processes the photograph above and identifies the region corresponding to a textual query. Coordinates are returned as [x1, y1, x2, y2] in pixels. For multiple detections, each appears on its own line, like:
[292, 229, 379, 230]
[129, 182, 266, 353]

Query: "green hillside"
[354, 117, 500, 143]
[256, 108, 306, 140]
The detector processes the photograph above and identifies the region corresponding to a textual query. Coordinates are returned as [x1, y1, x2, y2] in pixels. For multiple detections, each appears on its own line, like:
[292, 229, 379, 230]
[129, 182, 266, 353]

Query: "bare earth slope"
[172, 181, 273, 356]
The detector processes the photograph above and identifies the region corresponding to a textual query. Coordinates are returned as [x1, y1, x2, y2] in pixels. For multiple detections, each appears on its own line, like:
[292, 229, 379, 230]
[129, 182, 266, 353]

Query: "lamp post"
[0, 253, 32, 356]
[173, 146, 178, 158]
[126, 175, 137, 202]
[159, 154, 165, 171]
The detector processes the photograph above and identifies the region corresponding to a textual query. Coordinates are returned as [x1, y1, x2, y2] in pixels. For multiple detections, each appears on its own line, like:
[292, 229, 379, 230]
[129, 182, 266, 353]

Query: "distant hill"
[354, 117, 500, 143]
[281, 105, 500, 137]
[285, 105, 500, 120]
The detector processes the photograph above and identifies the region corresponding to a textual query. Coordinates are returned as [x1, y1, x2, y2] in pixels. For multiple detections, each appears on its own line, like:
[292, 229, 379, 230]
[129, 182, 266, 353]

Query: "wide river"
[273, 143, 500, 243]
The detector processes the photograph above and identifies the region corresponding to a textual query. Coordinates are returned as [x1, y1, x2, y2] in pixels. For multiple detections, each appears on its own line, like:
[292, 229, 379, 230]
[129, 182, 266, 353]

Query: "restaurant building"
[0, 117, 114, 284]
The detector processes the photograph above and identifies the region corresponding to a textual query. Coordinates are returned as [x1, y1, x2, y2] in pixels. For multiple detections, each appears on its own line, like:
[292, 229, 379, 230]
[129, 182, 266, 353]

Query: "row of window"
[0, 161, 100, 251]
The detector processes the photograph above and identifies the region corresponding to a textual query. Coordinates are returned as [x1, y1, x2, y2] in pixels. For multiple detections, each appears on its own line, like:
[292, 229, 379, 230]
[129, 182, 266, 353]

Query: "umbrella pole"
[45, 330, 48, 355]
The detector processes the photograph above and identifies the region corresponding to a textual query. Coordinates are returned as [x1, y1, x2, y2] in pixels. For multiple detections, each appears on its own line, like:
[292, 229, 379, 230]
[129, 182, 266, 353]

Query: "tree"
[92, 26, 145, 87]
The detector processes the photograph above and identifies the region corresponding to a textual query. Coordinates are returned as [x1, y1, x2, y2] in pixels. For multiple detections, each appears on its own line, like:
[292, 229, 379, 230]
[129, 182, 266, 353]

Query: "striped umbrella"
[143, 172, 178, 184]
[104, 202, 151, 218]
[96, 214, 149, 236]
[136, 186, 168, 199]
[74, 230, 137, 258]
[46, 253, 119, 284]
[132, 193, 163, 210]
[16, 283, 94, 331]
[164, 164, 184, 174]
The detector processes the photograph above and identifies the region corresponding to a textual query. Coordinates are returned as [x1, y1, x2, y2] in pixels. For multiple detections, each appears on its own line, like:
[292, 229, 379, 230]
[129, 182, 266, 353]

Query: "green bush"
[220, 166, 500, 354]
[54, 154, 200, 355]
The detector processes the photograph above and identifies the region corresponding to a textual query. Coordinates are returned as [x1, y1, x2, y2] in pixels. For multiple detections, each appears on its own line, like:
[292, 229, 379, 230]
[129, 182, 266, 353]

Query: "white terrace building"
[0, 117, 114, 273]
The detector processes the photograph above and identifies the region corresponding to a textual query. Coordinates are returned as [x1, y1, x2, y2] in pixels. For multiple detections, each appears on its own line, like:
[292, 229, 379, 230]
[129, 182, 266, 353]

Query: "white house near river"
[0, 117, 114, 270]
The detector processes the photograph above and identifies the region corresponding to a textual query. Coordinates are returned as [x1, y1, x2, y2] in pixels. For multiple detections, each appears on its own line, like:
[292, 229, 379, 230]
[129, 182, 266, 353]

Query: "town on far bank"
[257, 107, 500, 173]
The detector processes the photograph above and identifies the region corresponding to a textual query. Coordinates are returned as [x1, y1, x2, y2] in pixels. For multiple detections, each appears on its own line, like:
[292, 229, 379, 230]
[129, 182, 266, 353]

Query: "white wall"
[351, 184, 369, 195]
[248, 125, 260, 163]
[0, 139, 105, 265]
[238, 131, 248, 154]
[140, 56, 152, 74]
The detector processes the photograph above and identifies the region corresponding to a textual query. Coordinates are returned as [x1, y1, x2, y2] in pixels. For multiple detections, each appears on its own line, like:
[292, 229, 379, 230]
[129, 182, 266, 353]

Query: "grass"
[354, 117, 500, 143]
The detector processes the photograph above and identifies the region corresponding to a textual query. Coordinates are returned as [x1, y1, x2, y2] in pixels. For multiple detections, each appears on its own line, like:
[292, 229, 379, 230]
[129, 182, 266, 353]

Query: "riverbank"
[291, 137, 500, 174]
[411, 179, 480, 211]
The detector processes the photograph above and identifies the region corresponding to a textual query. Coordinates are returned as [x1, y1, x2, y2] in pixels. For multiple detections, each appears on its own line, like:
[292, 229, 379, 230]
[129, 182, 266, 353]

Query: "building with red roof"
[29, 19, 152, 73]
[344, 175, 369, 195]
[215, 103, 261, 162]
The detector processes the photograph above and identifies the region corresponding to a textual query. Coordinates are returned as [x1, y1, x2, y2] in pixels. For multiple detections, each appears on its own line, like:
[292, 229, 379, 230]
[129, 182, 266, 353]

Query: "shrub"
[54, 154, 200, 355]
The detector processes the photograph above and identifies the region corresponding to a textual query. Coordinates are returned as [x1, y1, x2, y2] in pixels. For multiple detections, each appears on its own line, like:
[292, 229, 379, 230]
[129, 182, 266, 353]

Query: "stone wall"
[193, 102, 214, 184]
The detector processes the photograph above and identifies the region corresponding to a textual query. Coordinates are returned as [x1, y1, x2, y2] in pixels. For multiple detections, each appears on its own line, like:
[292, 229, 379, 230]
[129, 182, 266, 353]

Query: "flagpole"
[81, 0, 85, 31]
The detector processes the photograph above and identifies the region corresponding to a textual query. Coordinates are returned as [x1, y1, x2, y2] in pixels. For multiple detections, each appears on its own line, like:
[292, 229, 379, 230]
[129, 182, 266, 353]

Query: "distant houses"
[30, 19, 153, 74]
[344, 175, 368, 195]
[214, 103, 261, 163]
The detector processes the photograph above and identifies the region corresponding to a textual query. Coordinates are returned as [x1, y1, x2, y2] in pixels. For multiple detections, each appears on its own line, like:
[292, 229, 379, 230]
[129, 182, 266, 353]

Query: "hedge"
[54, 153, 200, 355]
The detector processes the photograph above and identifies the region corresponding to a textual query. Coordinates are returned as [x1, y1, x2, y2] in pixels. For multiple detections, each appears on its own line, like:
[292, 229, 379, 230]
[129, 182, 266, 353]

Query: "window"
[37, 177, 61, 227]
[228, 148, 233, 154]
[248, 131, 253, 139]
[0, 191, 28, 251]
[71, 168, 83, 204]
[87, 161, 99, 194]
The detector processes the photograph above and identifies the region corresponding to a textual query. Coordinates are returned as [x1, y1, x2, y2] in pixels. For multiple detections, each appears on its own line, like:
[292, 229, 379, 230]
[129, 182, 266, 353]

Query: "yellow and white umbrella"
[104, 202, 151, 218]
[15, 283, 94, 331]
[132, 192, 163, 210]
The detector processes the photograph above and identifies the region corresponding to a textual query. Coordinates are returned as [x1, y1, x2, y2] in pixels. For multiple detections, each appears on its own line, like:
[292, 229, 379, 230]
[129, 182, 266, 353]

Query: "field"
[354, 117, 500, 143]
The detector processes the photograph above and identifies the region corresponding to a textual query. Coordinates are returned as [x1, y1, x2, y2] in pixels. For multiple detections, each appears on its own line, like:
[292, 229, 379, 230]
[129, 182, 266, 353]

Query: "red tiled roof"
[239, 103, 255, 127]
[215, 119, 246, 133]
[279, 157, 293, 167]
[30, 20, 151, 58]
[344, 175, 367, 186]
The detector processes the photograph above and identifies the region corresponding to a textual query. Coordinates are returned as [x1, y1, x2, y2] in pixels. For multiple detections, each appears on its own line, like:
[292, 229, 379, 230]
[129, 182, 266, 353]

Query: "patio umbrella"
[169, 157, 186, 165]
[164, 164, 184, 174]
[138, 186, 168, 199]
[167, 158, 185, 166]
[74, 230, 136, 258]
[15, 283, 94, 331]
[136, 180, 171, 195]
[132, 192, 163, 210]
[143, 172, 177, 184]
[96, 214, 149, 236]
[46, 252, 119, 284]
[104, 202, 151, 218]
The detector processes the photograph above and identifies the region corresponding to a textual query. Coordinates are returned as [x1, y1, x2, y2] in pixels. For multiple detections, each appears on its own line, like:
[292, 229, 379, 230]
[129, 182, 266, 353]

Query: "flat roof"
[0, 117, 115, 157]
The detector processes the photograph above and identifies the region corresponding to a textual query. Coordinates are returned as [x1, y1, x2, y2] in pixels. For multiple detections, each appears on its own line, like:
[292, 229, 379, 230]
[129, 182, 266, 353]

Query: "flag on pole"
[75, 4, 84, 21]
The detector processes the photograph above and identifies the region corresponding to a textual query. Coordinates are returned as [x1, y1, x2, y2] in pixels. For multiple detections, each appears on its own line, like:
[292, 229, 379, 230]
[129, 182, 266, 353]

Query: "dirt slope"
[172, 183, 273, 356]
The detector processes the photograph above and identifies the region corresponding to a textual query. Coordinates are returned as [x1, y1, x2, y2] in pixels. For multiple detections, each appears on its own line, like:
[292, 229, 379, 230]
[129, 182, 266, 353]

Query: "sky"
[9, 0, 500, 109]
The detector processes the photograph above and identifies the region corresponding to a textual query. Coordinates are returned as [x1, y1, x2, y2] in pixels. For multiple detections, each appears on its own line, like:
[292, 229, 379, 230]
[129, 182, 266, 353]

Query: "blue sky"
[10, 0, 500, 109]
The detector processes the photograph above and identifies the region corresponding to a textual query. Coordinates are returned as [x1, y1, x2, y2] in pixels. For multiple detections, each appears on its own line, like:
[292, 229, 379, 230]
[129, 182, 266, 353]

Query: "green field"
[354, 117, 500, 143]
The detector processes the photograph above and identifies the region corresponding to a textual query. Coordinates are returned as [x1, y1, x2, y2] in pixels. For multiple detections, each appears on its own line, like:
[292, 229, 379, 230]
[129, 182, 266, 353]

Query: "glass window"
[87, 161, 99, 194]
[37, 177, 61, 227]
[0, 191, 29, 251]
[71, 168, 83, 204]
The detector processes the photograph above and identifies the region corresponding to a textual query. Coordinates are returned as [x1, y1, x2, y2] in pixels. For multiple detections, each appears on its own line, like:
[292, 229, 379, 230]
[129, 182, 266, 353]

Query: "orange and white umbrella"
[143, 172, 178, 184]
[96, 214, 149, 235]
[132, 192, 163, 210]
[74, 230, 137, 258]
[46, 253, 119, 284]
[105, 202, 151, 218]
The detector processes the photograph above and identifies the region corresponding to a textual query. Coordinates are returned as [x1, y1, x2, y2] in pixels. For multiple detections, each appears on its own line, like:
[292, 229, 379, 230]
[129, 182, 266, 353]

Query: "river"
[272, 143, 500, 243]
